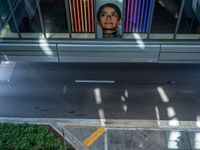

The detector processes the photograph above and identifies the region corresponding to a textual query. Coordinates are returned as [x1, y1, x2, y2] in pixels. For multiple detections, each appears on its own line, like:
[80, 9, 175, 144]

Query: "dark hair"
[97, 3, 121, 21]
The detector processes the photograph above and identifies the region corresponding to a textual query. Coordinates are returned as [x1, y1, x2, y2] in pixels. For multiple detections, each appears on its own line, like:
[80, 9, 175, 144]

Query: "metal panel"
[161, 45, 200, 52]
[159, 53, 200, 60]
[58, 44, 160, 51]
[0, 43, 58, 62]
[159, 45, 200, 63]
[0, 56, 58, 62]
[58, 44, 160, 62]
[59, 52, 159, 62]
[0, 41, 200, 63]
[159, 60, 200, 64]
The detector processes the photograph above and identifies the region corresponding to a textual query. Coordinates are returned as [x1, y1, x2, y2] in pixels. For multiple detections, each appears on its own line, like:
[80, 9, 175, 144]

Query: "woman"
[97, 3, 121, 38]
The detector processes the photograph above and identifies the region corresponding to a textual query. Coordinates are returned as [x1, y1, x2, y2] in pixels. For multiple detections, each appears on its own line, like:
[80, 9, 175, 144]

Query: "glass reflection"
[16, 0, 43, 38]
[39, 0, 69, 38]
[177, 0, 200, 39]
[0, 0, 19, 38]
[150, 0, 181, 39]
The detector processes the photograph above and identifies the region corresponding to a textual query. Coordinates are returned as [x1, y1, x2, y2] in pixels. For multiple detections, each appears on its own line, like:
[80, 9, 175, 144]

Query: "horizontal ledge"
[0, 117, 200, 129]
[75, 80, 115, 83]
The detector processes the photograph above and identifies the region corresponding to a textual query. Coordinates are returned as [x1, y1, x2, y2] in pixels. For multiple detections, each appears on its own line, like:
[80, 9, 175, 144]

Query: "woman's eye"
[111, 13, 118, 17]
[100, 13, 106, 17]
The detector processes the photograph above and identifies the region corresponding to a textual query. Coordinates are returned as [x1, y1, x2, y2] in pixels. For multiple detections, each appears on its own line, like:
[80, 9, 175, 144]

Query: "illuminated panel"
[129, 0, 134, 32]
[125, 0, 131, 32]
[91, 0, 94, 32]
[76, 0, 81, 32]
[87, 0, 91, 32]
[124, 0, 154, 33]
[80, 0, 84, 31]
[133, 0, 138, 32]
[139, 0, 145, 32]
[68, 0, 94, 33]
[68, 0, 74, 32]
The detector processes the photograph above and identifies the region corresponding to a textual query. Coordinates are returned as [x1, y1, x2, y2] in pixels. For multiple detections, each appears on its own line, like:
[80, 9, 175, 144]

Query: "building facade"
[0, 0, 200, 63]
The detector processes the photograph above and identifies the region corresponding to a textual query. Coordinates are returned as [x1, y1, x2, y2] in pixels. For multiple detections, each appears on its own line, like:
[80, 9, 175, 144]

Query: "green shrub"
[0, 123, 74, 150]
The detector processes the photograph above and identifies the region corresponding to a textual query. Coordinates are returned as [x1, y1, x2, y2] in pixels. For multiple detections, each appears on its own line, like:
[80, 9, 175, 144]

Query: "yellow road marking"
[83, 127, 105, 147]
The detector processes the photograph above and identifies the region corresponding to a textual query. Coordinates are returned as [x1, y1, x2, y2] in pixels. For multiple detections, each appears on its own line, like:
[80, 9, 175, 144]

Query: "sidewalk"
[1, 117, 200, 150]
[52, 122, 200, 150]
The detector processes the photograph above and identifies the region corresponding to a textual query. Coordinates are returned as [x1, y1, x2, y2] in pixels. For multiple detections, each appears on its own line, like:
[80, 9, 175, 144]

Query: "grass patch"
[0, 123, 74, 150]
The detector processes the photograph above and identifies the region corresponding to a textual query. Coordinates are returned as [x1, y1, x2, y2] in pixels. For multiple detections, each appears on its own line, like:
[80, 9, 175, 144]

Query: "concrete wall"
[0, 41, 200, 63]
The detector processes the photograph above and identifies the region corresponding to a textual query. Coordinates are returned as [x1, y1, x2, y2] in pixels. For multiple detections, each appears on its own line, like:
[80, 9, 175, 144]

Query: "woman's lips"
[105, 22, 113, 25]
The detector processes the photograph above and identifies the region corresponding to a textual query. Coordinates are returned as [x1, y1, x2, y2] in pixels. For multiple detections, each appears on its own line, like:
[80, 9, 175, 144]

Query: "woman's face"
[99, 7, 119, 33]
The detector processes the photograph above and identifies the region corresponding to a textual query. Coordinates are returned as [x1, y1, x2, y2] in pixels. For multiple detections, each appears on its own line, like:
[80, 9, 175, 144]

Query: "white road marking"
[75, 80, 115, 84]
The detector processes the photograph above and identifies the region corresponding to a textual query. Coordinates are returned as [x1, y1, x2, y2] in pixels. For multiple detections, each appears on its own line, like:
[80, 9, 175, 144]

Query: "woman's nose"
[106, 15, 111, 19]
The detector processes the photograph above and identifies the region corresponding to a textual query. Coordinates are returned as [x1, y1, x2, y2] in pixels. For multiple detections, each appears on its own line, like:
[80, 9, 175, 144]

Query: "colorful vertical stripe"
[68, 0, 94, 33]
[124, 0, 154, 33]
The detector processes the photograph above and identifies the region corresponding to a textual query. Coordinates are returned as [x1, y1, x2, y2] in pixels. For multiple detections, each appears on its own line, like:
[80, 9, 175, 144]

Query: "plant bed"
[0, 123, 75, 150]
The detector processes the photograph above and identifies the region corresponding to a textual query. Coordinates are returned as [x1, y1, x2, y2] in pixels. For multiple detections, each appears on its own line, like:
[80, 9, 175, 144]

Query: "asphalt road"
[0, 62, 200, 121]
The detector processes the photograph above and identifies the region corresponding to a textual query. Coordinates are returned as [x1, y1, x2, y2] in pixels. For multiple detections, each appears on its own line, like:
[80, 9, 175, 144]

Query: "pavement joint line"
[83, 127, 105, 148]
[65, 125, 100, 129]
[104, 128, 108, 150]
[0, 117, 200, 130]
[75, 80, 115, 83]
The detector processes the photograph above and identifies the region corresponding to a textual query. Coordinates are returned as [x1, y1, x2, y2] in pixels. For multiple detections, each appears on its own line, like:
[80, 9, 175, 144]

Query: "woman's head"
[97, 3, 121, 33]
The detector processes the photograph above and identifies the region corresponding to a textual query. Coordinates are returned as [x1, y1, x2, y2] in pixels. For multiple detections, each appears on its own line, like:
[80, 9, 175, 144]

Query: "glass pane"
[0, 0, 19, 38]
[0, 0, 18, 22]
[96, 0, 123, 39]
[15, 0, 43, 38]
[0, 19, 19, 38]
[150, 0, 182, 39]
[68, 0, 95, 39]
[40, 0, 69, 39]
[177, 0, 200, 39]
[0, 0, 9, 23]
[123, 0, 154, 39]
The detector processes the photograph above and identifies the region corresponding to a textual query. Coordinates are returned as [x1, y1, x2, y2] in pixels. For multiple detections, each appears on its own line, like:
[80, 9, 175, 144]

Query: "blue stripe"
[143, 0, 149, 32]
[146, 0, 153, 32]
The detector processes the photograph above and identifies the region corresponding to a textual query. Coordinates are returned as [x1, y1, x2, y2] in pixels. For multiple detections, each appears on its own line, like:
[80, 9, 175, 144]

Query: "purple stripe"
[133, 0, 138, 32]
[129, 0, 134, 32]
[126, 0, 130, 32]
[124, 0, 128, 32]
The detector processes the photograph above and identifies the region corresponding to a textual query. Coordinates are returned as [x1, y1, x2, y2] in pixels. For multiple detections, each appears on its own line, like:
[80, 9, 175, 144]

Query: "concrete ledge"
[0, 117, 200, 130]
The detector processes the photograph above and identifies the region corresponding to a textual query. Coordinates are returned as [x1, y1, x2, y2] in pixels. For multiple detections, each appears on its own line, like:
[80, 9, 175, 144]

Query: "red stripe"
[87, 0, 91, 32]
[91, 0, 94, 32]
[68, 0, 74, 32]
[76, 0, 81, 32]
[80, 0, 84, 32]
[84, 0, 88, 32]
[72, 0, 78, 32]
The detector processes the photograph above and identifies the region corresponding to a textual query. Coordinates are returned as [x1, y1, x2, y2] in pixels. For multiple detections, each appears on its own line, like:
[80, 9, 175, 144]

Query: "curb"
[0, 117, 200, 129]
